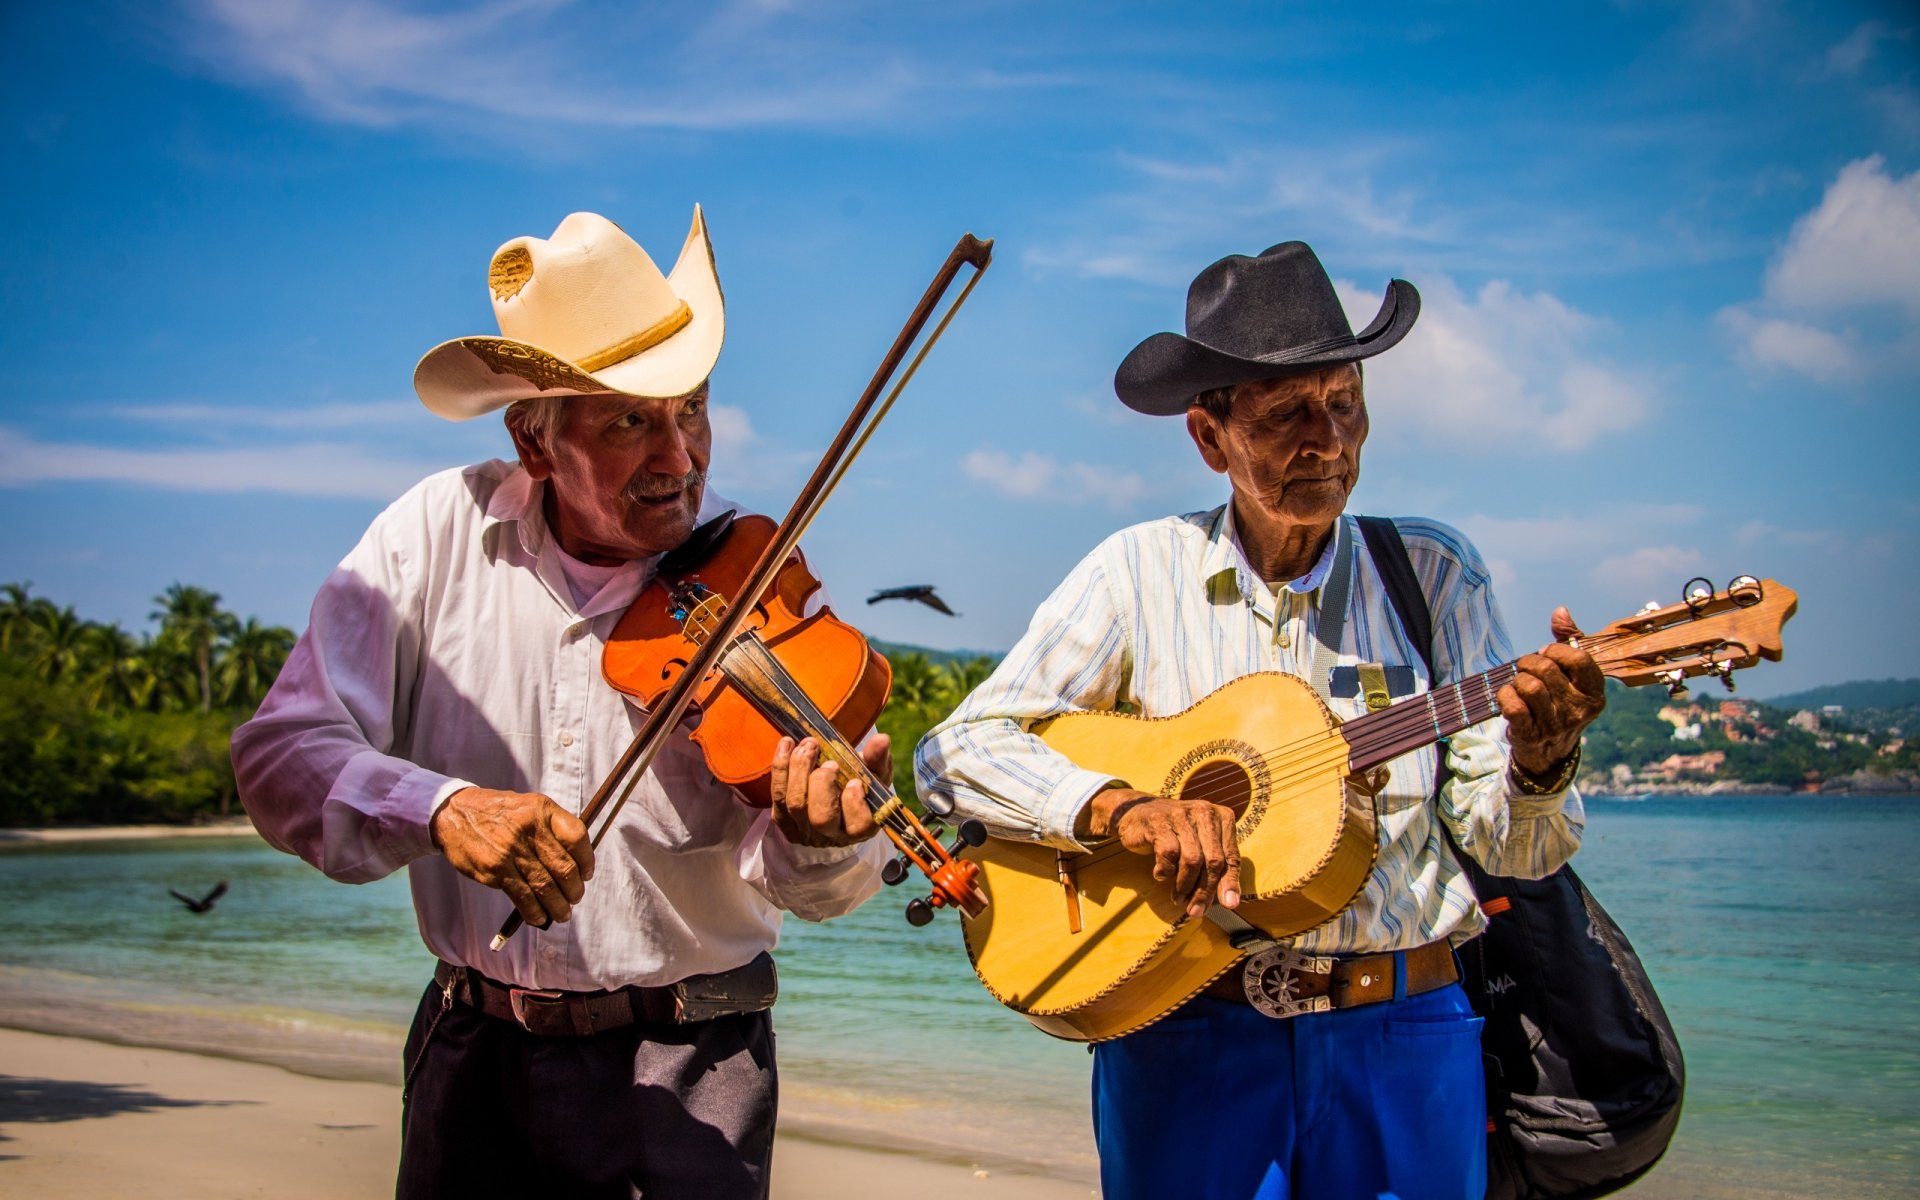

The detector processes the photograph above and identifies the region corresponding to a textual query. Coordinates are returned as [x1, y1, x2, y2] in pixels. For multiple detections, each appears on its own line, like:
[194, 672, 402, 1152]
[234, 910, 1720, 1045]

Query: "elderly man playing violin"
[917, 242, 1607, 1200]
[234, 209, 889, 1200]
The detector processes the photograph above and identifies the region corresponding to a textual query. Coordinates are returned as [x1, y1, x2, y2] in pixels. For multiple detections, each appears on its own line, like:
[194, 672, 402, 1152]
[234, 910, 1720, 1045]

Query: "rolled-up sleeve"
[232, 523, 470, 884]
[915, 549, 1132, 851]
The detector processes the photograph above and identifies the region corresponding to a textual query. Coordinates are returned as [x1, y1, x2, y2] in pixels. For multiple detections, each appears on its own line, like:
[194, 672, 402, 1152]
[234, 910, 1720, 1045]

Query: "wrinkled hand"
[1499, 606, 1608, 777]
[431, 787, 594, 927]
[770, 734, 890, 848]
[1087, 787, 1242, 921]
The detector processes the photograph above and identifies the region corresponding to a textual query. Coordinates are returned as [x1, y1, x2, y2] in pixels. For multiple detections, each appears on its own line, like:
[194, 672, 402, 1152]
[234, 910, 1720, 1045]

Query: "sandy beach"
[0, 1028, 1094, 1199]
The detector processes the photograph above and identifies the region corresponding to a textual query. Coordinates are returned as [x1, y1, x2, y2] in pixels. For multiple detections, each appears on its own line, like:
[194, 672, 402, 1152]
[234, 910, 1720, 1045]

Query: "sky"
[2, 0, 1916, 698]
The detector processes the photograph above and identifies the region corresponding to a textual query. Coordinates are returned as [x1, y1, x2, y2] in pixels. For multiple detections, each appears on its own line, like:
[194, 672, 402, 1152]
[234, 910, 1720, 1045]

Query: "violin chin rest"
[659, 509, 738, 577]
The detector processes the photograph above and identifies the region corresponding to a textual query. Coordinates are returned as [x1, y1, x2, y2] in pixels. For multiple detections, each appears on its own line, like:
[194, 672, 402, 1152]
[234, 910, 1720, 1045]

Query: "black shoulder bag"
[1356, 516, 1686, 1200]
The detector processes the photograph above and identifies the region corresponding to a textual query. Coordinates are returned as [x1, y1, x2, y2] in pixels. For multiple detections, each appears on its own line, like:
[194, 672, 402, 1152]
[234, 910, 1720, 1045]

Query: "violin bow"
[491, 233, 994, 950]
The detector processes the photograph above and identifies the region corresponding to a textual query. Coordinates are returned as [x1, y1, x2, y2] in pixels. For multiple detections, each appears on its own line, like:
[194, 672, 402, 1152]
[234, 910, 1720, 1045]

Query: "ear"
[1186, 407, 1230, 475]
[505, 409, 554, 482]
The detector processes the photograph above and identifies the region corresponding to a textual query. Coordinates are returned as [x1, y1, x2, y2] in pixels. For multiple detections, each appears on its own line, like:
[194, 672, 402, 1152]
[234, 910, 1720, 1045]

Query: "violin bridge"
[1056, 850, 1084, 935]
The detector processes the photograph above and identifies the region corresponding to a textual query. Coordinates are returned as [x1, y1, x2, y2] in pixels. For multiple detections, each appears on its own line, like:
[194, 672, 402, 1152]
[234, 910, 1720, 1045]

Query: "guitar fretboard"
[1342, 662, 1521, 772]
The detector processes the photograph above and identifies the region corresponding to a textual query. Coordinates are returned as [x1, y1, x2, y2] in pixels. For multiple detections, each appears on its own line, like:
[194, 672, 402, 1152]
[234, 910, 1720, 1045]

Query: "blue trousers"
[1091, 981, 1486, 1200]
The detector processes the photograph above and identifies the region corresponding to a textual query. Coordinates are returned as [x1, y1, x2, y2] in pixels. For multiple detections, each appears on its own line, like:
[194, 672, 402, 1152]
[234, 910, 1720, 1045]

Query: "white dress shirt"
[234, 459, 887, 990]
[915, 505, 1583, 954]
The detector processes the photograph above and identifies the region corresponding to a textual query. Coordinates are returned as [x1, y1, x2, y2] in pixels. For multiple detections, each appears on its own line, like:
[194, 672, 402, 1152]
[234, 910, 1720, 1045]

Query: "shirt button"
[567, 623, 586, 639]
[559, 732, 575, 747]
[1276, 632, 1292, 649]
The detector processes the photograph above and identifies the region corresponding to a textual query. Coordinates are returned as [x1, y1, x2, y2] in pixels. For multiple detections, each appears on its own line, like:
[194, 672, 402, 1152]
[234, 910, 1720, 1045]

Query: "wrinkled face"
[1186, 364, 1368, 537]
[508, 384, 712, 564]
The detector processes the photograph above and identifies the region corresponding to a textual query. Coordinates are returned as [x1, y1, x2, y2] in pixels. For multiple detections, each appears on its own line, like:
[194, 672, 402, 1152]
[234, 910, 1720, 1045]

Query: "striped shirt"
[914, 503, 1583, 952]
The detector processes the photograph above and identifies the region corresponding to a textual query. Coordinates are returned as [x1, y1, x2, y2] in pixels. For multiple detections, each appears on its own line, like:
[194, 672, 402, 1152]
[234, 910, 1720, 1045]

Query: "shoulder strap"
[1355, 516, 1434, 682]
[1355, 516, 1456, 810]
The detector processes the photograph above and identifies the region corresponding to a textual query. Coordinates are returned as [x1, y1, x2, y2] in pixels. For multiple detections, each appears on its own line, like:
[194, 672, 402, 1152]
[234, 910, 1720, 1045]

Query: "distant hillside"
[870, 639, 1002, 668]
[1758, 678, 1920, 712]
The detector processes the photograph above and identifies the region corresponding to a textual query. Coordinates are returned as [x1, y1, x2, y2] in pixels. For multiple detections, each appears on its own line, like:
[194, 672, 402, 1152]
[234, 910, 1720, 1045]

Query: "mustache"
[622, 468, 707, 505]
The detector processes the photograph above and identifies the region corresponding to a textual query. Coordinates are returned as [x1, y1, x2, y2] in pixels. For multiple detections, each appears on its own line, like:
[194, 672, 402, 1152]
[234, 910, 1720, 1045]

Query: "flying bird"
[867, 585, 959, 616]
[169, 881, 228, 914]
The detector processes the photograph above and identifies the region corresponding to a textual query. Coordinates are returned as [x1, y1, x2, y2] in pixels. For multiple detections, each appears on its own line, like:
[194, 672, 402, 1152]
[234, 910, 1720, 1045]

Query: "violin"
[604, 510, 988, 924]
[489, 232, 994, 951]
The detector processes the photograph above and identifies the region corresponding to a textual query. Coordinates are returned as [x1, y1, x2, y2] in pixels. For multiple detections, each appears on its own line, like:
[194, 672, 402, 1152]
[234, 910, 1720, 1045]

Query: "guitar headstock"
[1582, 576, 1797, 696]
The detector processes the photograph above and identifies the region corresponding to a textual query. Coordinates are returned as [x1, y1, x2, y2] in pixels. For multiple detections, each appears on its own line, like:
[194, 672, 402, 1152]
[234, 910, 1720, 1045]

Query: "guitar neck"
[1342, 662, 1520, 773]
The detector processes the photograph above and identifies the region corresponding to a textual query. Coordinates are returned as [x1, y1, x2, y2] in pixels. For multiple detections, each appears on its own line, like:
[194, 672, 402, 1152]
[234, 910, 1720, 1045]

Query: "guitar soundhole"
[1180, 759, 1253, 816]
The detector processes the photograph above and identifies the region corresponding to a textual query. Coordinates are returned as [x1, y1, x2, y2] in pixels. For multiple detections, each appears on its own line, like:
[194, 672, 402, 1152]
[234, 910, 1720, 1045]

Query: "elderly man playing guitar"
[916, 242, 1606, 1200]
[235, 209, 891, 1200]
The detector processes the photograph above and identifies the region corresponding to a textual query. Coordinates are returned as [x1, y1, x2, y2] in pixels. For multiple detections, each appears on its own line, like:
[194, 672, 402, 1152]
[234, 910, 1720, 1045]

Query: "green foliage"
[874, 645, 1002, 811]
[1578, 681, 1676, 774]
[0, 581, 289, 827]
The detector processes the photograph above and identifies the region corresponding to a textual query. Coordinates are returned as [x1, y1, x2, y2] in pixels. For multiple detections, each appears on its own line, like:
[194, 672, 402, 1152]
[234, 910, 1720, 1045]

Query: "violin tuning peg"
[946, 819, 988, 858]
[881, 855, 912, 886]
[905, 897, 936, 927]
[923, 792, 956, 818]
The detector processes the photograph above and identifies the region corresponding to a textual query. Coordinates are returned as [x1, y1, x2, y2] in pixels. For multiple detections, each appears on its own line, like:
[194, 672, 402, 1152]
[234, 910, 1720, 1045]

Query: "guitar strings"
[1052, 632, 1646, 870]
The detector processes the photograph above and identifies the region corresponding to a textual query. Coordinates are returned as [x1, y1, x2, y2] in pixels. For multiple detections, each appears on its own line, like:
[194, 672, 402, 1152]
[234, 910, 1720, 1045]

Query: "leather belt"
[433, 952, 777, 1039]
[1200, 941, 1457, 1019]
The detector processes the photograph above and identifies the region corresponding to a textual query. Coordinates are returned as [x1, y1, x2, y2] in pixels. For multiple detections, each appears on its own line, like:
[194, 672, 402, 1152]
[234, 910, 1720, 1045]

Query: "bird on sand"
[867, 585, 958, 616]
[169, 881, 228, 914]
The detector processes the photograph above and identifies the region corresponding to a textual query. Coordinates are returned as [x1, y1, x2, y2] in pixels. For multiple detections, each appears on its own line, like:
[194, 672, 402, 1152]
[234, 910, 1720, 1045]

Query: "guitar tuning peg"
[1727, 575, 1763, 608]
[1658, 668, 1689, 700]
[1711, 659, 1738, 691]
[1684, 576, 1714, 616]
[1639, 600, 1663, 616]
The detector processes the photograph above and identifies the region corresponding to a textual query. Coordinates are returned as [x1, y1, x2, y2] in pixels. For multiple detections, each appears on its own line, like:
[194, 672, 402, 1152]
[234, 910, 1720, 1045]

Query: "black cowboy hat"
[1113, 241, 1420, 415]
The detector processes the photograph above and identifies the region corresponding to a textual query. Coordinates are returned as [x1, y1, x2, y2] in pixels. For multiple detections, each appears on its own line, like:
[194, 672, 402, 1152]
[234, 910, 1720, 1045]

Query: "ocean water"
[1, 796, 1916, 1195]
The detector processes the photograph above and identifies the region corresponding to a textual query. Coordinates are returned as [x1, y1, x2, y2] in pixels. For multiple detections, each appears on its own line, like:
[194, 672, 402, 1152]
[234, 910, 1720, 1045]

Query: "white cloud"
[0, 427, 442, 501]
[105, 400, 421, 429]
[1588, 545, 1707, 599]
[169, 0, 1036, 132]
[1823, 21, 1902, 77]
[1716, 310, 1860, 377]
[961, 448, 1149, 511]
[1339, 274, 1649, 451]
[1764, 155, 1920, 314]
[1720, 155, 1920, 381]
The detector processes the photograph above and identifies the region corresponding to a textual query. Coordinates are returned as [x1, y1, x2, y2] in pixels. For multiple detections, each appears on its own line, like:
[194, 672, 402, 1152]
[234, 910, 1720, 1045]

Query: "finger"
[532, 826, 586, 905]
[1550, 605, 1585, 643]
[769, 737, 795, 809]
[806, 760, 845, 838]
[1497, 682, 1538, 743]
[499, 875, 550, 927]
[1189, 815, 1228, 918]
[1543, 642, 1605, 700]
[1170, 820, 1203, 906]
[1218, 810, 1243, 908]
[838, 778, 877, 841]
[546, 806, 595, 887]
[859, 732, 892, 779]
[1151, 821, 1180, 883]
[783, 739, 820, 821]
[515, 858, 571, 925]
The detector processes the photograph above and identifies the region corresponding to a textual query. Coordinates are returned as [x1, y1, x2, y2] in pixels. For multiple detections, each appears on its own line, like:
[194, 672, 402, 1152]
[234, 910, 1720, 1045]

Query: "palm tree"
[1, 582, 47, 655]
[217, 618, 296, 710]
[29, 604, 92, 684]
[885, 652, 945, 719]
[937, 656, 996, 713]
[80, 623, 160, 711]
[151, 584, 237, 712]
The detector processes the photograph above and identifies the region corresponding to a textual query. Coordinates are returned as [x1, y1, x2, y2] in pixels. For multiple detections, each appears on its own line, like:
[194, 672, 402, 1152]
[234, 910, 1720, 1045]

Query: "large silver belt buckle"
[1241, 946, 1334, 1019]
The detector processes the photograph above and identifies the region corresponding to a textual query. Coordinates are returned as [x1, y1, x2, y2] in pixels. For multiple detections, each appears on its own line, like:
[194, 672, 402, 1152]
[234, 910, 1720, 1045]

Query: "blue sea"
[1, 795, 1916, 1196]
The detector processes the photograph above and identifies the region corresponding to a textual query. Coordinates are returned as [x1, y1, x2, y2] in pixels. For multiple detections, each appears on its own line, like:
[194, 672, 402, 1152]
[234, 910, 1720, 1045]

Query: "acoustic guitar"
[959, 577, 1797, 1042]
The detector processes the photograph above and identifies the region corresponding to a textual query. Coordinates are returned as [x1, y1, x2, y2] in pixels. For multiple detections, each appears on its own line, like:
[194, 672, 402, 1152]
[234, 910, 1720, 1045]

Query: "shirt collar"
[1202, 501, 1348, 602]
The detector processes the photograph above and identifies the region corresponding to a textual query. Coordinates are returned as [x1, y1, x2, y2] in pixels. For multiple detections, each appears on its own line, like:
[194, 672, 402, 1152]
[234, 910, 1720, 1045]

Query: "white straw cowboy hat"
[414, 207, 724, 420]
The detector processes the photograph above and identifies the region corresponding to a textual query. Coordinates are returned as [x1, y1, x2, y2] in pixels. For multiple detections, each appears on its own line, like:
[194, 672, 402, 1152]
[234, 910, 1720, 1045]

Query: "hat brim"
[1113, 278, 1420, 416]
[413, 207, 726, 421]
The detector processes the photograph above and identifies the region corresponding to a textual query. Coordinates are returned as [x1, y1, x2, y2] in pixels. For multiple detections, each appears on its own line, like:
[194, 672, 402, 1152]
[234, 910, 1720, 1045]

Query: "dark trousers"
[397, 980, 777, 1200]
